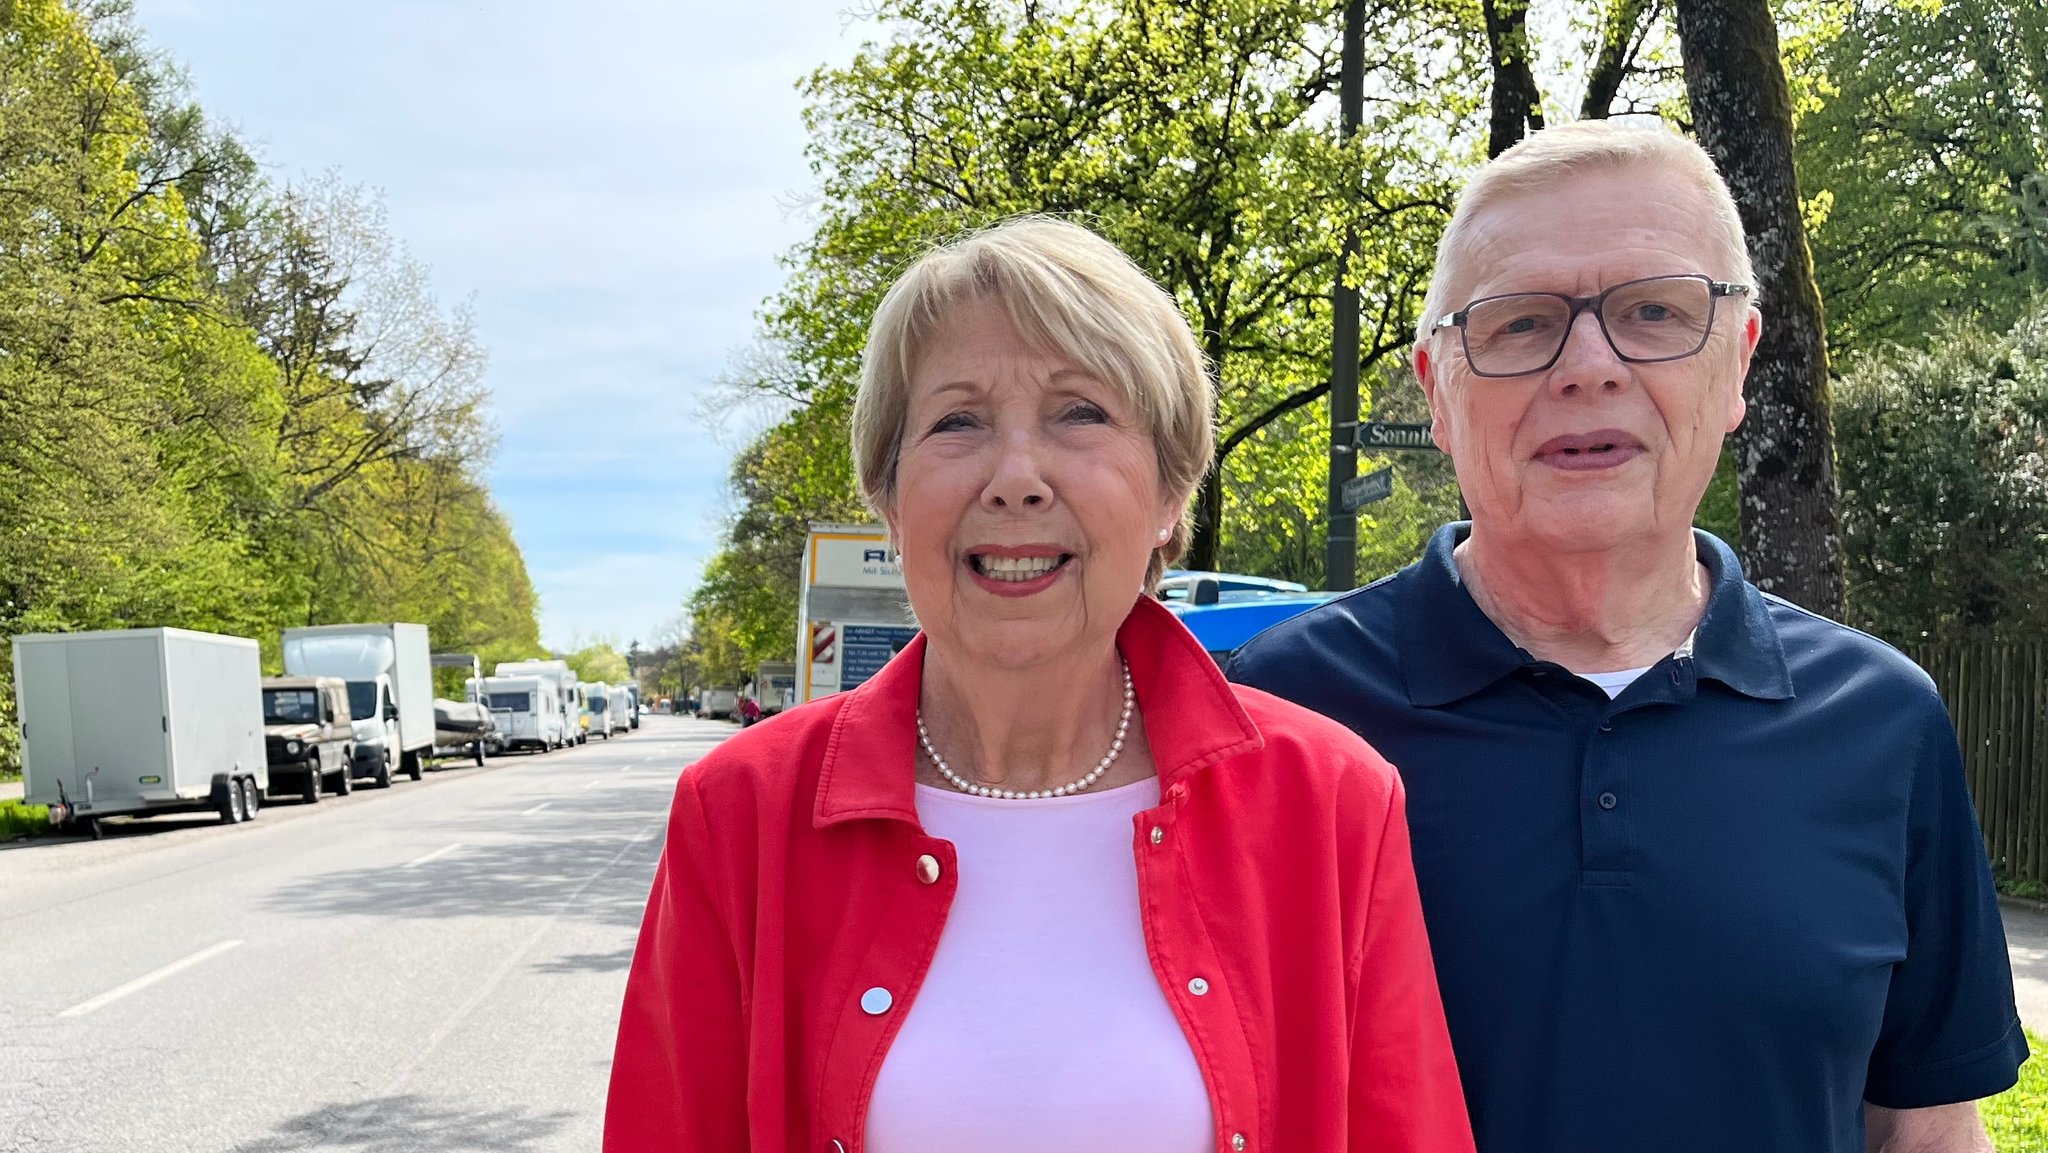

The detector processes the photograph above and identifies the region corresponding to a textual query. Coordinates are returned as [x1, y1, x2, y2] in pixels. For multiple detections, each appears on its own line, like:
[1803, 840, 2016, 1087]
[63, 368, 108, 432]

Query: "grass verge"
[1988, 1029, 2048, 1151]
[0, 799, 50, 840]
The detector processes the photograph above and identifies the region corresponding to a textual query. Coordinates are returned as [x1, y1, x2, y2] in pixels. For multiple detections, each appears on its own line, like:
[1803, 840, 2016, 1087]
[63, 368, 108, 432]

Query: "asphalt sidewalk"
[2003, 899, 2048, 1033]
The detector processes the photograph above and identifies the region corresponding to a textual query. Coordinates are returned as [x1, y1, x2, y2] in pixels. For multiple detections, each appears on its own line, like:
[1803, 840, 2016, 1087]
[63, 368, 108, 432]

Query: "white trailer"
[283, 622, 435, 782]
[494, 659, 582, 747]
[797, 523, 917, 704]
[12, 627, 267, 836]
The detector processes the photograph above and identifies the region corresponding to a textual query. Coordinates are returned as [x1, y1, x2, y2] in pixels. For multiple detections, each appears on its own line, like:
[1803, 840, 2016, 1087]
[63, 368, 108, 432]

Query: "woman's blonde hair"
[1419, 120, 1757, 346]
[852, 216, 1215, 589]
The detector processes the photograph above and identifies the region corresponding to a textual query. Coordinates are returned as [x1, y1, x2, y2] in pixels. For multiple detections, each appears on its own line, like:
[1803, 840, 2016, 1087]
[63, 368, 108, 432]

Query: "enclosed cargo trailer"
[13, 627, 267, 835]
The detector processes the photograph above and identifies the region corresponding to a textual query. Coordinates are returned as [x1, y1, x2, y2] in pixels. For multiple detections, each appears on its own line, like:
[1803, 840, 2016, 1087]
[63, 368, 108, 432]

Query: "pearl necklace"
[917, 659, 1134, 800]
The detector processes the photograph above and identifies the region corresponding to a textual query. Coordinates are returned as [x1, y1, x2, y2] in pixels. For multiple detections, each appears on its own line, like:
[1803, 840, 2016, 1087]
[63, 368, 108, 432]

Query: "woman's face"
[887, 296, 1180, 673]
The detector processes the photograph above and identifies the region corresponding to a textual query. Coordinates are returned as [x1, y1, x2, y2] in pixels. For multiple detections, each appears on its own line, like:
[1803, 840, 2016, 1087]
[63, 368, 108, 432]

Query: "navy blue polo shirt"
[1228, 524, 2024, 1152]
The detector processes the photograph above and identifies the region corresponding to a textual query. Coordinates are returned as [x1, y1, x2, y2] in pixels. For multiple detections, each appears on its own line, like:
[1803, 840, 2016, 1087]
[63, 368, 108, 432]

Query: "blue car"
[1165, 588, 1338, 662]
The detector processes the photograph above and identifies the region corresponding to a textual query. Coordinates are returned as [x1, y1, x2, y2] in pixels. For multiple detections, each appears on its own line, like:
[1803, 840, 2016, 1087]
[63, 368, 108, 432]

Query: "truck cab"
[342, 675, 400, 787]
[260, 676, 355, 803]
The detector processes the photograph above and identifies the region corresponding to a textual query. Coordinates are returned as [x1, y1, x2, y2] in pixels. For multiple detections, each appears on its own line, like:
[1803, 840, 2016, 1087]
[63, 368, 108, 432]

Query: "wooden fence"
[1909, 641, 2048, 886]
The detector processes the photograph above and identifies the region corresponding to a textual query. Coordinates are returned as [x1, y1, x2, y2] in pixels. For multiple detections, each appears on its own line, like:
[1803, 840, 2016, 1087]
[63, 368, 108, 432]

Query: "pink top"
[864, 777, 1213, 1153]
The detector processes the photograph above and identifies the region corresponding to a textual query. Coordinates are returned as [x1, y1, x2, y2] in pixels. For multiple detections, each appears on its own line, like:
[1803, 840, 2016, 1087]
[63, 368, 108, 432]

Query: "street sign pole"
[1324, 0, 1365, 594]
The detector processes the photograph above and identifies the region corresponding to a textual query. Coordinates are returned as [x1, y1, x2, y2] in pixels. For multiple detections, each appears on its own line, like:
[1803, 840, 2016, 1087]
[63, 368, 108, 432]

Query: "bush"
[1834, 301, 2048, 644]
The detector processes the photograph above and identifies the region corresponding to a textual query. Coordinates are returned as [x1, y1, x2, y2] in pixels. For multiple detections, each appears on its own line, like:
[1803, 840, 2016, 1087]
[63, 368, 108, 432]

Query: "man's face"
[1414, 167, 1761, 556]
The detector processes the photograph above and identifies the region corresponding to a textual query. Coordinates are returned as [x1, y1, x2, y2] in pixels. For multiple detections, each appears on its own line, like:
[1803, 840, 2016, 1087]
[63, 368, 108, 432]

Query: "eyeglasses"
[1432, 274, 1752, 378]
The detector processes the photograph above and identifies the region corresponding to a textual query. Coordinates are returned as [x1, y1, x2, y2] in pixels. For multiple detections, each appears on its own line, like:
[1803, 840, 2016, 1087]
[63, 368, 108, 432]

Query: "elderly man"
[1229, 121, 2024, 1152]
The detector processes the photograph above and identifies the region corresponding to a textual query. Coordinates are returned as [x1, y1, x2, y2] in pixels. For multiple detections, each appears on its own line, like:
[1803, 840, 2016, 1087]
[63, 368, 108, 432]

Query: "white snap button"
[1232, 1135, 1247, 1151]
[1188, 977, 1210, 996]
[860, 987, 893, 1015]
[915, 854, 941, 884]
[1149, 826, 1164, 845]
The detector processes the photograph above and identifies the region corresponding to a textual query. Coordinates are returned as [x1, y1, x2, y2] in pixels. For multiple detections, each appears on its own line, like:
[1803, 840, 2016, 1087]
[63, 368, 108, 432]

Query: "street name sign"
[1356, 421, 1438, 451]
[1340, 465, 1395, 512]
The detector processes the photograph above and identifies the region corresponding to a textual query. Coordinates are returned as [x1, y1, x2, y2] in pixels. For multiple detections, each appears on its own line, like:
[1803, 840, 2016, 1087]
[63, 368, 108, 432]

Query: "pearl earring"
[1155, 527, 1171, 544]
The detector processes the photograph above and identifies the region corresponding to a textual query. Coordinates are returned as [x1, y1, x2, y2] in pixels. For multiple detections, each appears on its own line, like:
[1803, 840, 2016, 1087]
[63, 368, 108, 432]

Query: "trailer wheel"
[241, 777, 261, 820]
[301, 768, 320, 804]
[405, 751, 423, 781]
[220, 781, 245, 824]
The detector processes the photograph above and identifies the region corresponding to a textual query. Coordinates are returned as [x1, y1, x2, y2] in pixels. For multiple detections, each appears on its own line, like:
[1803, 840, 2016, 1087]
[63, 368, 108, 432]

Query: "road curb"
[2000, 894, 2048, 917]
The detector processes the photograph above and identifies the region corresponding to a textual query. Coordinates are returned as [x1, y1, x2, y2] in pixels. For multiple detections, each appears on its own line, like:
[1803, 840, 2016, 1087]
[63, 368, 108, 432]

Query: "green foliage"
[564, 643, 631, 685]
[1834, 300, 2048, 643]
[1789, 0, 2048, 357]
[0, 1, 539, 773]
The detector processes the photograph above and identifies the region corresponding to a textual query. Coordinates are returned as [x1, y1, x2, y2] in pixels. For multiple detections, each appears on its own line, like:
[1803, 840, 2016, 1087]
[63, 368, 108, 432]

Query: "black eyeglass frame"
[1432, 274, 1754, 379]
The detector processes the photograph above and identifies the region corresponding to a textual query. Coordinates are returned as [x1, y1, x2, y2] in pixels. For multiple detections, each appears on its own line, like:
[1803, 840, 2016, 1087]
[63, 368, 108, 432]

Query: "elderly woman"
[605, 218, 1472, 1153]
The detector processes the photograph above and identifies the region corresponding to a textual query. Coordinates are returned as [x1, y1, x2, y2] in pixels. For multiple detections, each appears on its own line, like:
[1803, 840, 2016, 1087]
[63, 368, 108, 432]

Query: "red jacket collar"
[813, 595, 1265, 828]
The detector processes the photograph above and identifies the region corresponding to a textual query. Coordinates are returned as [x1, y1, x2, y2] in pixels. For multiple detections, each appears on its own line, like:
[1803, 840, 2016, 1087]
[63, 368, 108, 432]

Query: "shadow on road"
[529, 945, 638, 975]
[227, 1093, 574, 1153]
[260, 796, 665, 931]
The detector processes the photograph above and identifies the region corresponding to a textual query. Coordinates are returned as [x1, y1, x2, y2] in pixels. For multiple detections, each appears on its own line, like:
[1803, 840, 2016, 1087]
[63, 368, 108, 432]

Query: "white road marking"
[403, 843, 463, 868]
[583, 780, 602, 789]
[59, 940, 244, 1019]
[521, 802, 551, 816]
[618, 766, 631, 772]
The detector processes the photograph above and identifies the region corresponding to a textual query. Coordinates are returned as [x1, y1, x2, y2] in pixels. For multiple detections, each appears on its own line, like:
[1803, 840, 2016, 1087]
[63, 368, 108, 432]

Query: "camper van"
[583, 683, 614, 740]
[476, 675, 562, 753]
[494, 659, 584, 746]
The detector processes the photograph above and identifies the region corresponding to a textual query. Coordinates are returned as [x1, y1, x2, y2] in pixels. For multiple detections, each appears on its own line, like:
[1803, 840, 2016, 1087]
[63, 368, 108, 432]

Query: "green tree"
[1833, 301, 2048, 643]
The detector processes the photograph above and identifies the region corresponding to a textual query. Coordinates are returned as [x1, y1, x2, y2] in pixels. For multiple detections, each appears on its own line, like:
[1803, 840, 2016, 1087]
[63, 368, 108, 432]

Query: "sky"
[130, 0, 883, 652]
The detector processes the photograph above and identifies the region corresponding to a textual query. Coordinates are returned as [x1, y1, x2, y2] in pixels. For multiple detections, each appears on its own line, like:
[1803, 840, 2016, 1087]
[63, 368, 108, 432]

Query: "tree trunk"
[1580, 0, 1653, 119]
[1189, 466, 1223, 571]
[1482, 0, 1544, 158]
[1675, 0, 1846, 617]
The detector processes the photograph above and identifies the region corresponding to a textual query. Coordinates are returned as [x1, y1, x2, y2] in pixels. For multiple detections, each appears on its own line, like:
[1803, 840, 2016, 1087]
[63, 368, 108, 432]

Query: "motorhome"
[583, 683, 614, 740]
[475, 675, 563, 753]
[602, 684, 626, 741]
[13, 628, 267, 837]
[282, 622, 434, 786]
[494, 659, 584, 746]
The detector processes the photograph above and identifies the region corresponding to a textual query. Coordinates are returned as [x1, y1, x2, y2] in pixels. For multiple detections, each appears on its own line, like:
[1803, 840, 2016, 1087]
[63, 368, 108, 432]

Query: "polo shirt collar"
[814, 594, 1264, 828]
[1398, 522, 1793, 708]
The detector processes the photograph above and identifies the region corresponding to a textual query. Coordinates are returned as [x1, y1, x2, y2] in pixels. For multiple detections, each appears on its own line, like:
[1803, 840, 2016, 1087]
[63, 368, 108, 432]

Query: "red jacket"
[606, 596, 1473, 1153]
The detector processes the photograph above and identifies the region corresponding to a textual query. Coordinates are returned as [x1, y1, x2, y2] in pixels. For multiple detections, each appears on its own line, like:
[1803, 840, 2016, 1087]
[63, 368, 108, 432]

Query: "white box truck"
[12, 627, 268, 837]
[797, 523, 918, 704]
[282, 622, 434, 785]
[494, 659, 582, 748]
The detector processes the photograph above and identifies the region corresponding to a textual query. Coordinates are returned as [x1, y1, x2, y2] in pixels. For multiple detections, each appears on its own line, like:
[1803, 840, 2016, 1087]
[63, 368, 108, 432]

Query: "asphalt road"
[0, 714, 732, 1153]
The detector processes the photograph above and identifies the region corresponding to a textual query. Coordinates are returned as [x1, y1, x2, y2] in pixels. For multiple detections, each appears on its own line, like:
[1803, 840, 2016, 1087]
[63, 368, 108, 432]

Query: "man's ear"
[1416, 343, 1453, 455]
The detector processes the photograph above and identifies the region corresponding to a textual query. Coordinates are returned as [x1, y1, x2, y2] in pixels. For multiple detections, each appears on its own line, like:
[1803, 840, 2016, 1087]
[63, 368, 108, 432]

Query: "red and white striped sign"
[810, 624, 837, 664]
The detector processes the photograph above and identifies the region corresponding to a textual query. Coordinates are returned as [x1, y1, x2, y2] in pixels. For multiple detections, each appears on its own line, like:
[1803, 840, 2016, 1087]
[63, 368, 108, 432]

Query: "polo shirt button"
[1598, 721, 1613, 732]
[915, 854, 941, 884]
[1188, 977, 1210, 996]
[1597, 792, 1618, 811]
[860, 987, 893, 1015]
